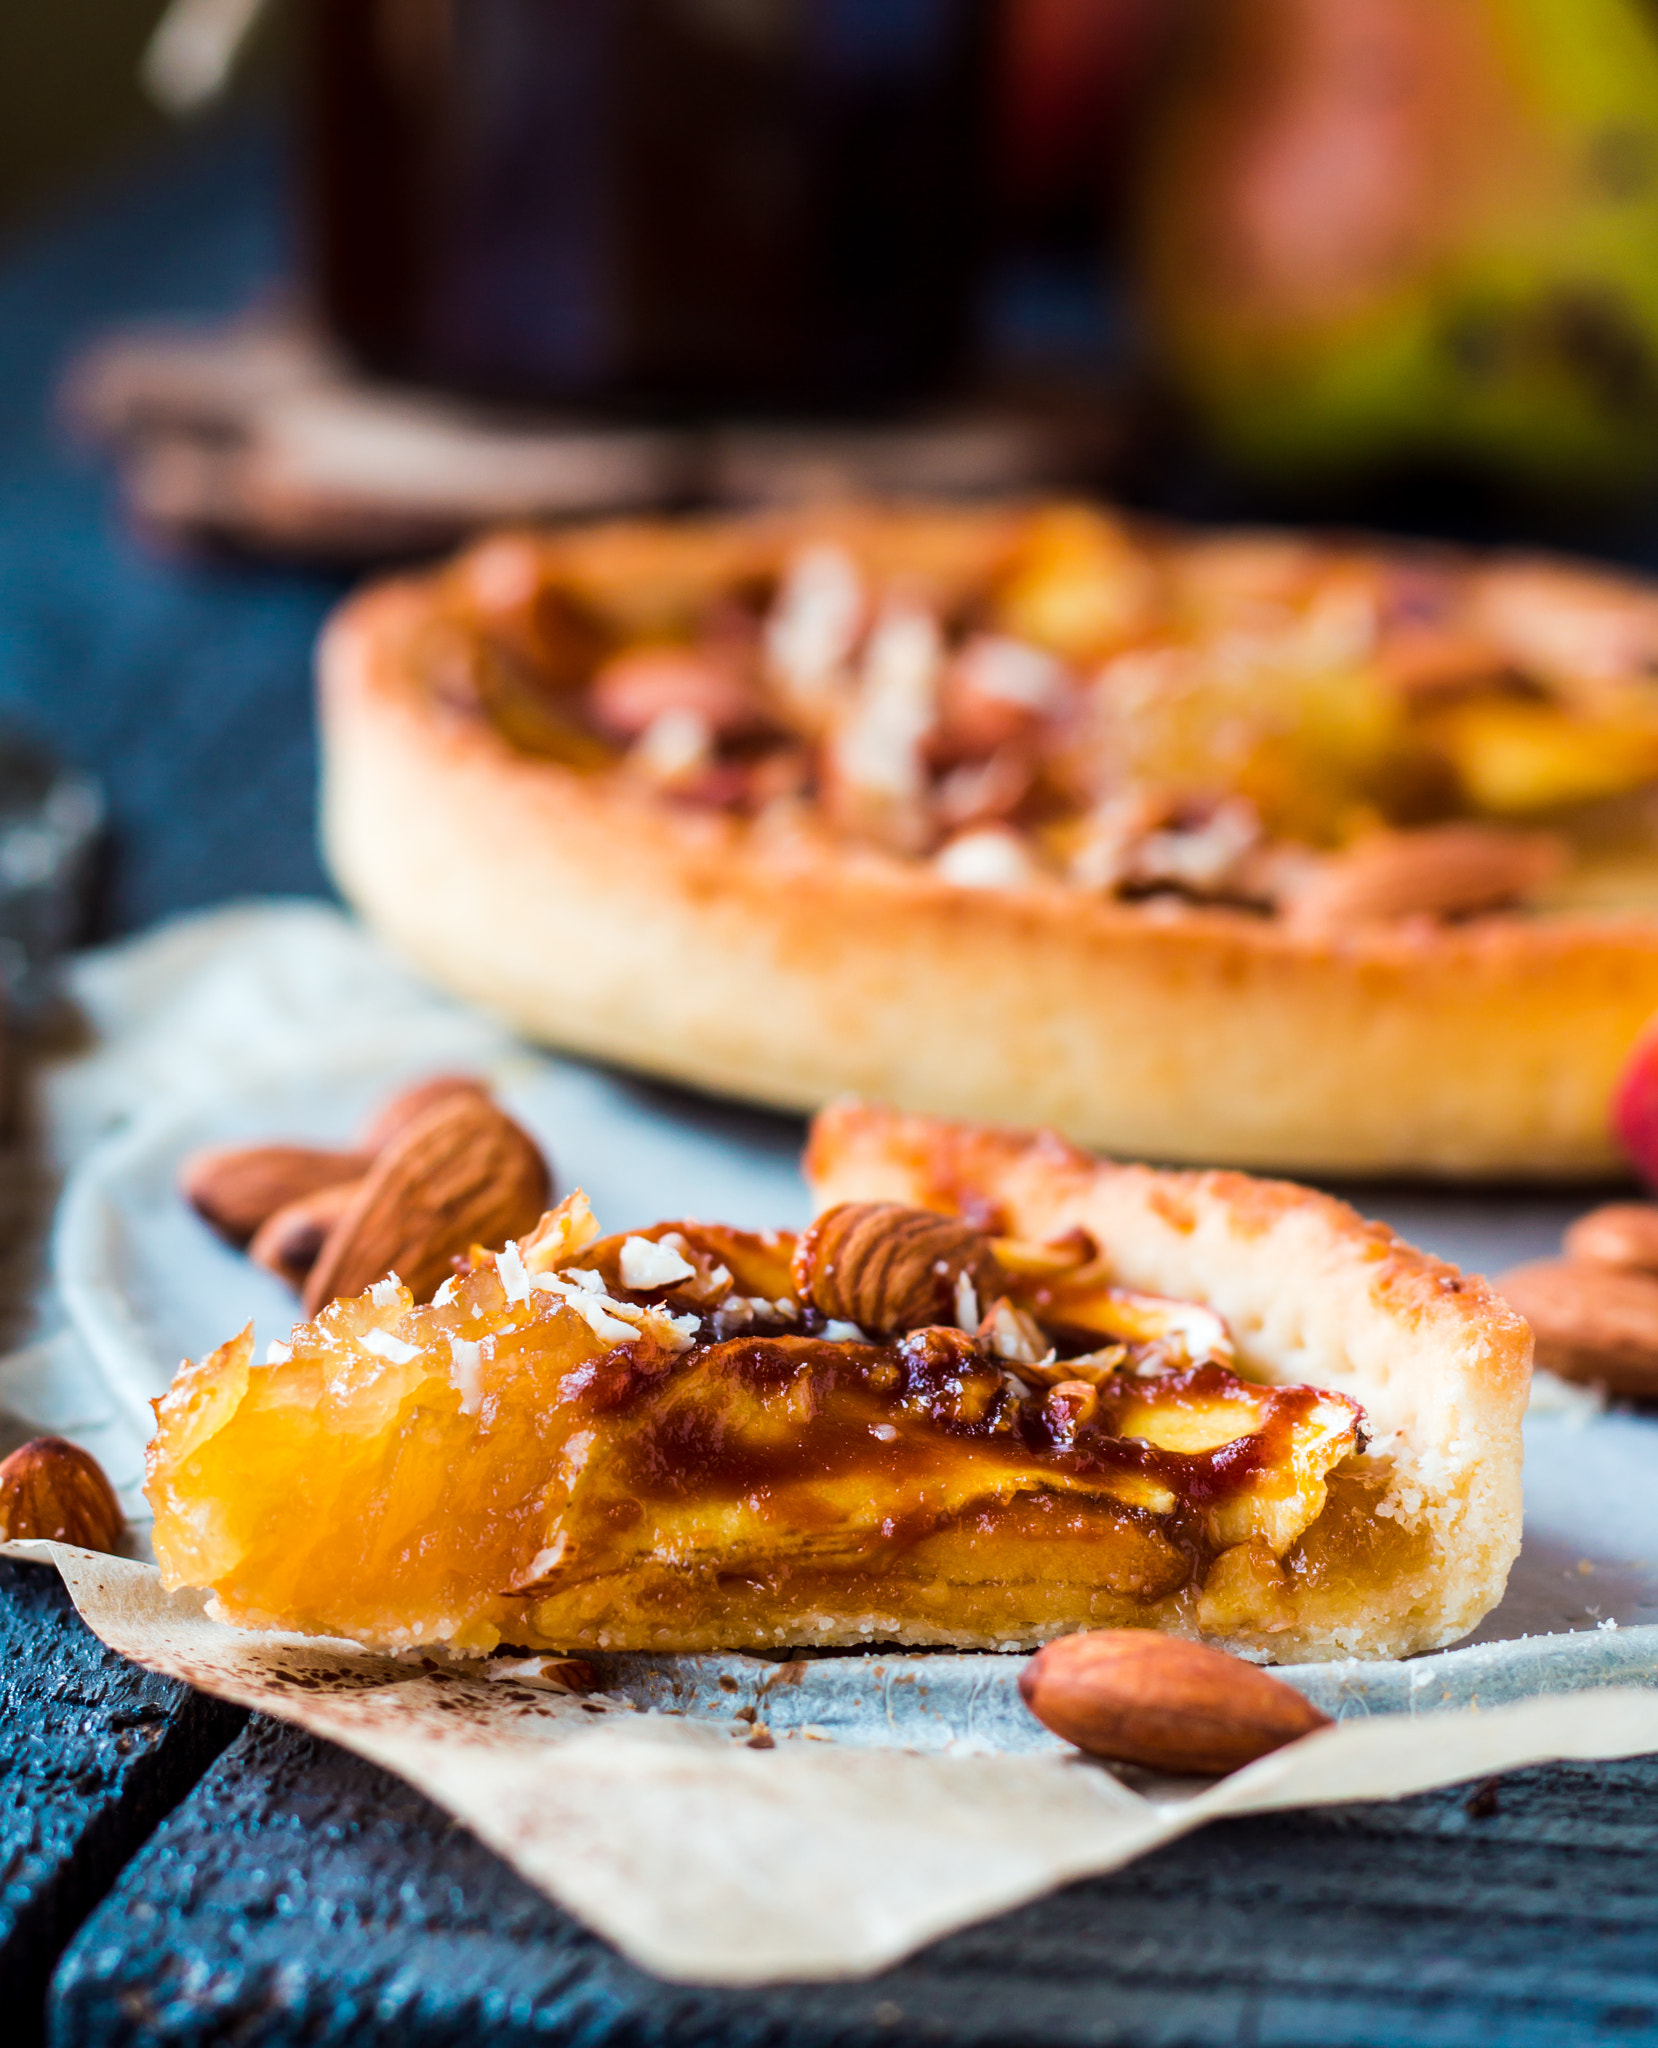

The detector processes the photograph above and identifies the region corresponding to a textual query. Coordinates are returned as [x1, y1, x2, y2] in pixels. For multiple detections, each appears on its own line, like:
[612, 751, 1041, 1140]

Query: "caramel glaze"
[515, 1222, 1360, 1625]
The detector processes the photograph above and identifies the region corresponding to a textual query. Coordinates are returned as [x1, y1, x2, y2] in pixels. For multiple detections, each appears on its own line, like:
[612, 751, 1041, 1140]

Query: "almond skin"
[1563, 1203, 1658, 1275]
[587, 647, 768, 744]
[793, 1201, 995, 1335]
[249, 1177, 366, 1291]
[303, 1092, 551, 1313]
[356, 1074, 491, 1155]
[0, 1436, 124, 1553]
[1284, 824, 1562, 935]
[1019, 1629, 1330, 1775]
[180, 1143, 373, 1247]
[1497, 1257, 1658, 1395]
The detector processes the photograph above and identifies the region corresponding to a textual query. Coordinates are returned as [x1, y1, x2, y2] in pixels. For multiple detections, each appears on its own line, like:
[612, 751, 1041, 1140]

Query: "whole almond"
[303, 1092, 551, 1313]
[1563, 1203, 1658, 1274]
[0, 1436, 124, 1553]
[249, 1177, 366, 1291]
[1497, 1257, 1658, 1395]
[588, 647, 767, 744]
[181, 1143, 373, 1247]
[1020, 1630, 1329, 1775]
[1285, 824, 1562, 935]
[793, 1201, 994, 1335]
[357, 1074, 491, 1156]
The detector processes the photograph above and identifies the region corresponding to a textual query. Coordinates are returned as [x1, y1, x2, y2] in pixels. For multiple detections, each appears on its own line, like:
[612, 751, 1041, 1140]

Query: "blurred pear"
[1138, 0, 1658, 491]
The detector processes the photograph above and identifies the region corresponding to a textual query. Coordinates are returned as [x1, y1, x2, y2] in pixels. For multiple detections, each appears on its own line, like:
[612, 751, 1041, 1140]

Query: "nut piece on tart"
[145, 1107, 1527, 1665]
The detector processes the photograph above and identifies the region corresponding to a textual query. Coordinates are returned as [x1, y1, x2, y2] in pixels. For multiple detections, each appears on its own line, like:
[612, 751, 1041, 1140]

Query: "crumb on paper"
[483, 1654, 598, 1693]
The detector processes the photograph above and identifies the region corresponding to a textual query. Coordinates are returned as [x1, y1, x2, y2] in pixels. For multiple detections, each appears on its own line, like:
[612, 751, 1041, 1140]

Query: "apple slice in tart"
[145, 1108, 1528, 1663]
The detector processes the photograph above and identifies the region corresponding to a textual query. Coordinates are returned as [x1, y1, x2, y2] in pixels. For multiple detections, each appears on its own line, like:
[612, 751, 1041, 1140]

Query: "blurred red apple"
[1615, 1020, 1658, 1188]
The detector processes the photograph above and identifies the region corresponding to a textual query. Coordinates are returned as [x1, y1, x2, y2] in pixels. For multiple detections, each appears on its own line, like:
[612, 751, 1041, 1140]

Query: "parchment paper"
[9, 900, 1658, 1984]
[12, 1539, 1658, 1986]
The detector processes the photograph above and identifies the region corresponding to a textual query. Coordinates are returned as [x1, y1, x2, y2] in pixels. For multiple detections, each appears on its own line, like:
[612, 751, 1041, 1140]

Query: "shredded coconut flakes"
[496, 1241, 531, 1304]
[361, 1328, 419, 1365]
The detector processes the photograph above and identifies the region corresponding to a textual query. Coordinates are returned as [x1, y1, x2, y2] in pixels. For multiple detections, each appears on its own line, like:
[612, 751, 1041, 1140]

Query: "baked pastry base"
[805, 1103, 1530, 1662]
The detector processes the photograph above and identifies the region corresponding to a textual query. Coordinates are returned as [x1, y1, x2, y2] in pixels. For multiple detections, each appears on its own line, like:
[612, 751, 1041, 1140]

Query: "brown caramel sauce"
[492, 1222, 1366, 1644]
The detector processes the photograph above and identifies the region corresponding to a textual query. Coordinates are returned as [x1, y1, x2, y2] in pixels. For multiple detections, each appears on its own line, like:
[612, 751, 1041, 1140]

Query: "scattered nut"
[1044, 1380, 1100, 1442]
[303, 1090, 551, 1312]
[588, 647, 768, 745]
[181, 1144, 372, 1247]
[1496, 1257, 1658, 1396]
[978, 1296, 1048, 1365]
[0, 1436, 124, 1553]
[1563, 1203, 1658, 1274]
[248, 1177, 366, 1291]
[793, 1202, 995, 1335]
[1284, 824, 1562, 935]
[1019, 1629, 1329, 1775]
[181, 1075, 554, 1309]
[357, 1074, 491, 1155]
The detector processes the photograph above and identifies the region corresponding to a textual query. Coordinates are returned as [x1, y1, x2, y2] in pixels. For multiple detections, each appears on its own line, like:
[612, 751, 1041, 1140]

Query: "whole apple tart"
[319, 501, 1658, 1175]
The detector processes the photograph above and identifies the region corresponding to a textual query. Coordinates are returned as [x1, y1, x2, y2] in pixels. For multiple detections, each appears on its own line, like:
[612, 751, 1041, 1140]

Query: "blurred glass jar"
[303, 0, 995, 411]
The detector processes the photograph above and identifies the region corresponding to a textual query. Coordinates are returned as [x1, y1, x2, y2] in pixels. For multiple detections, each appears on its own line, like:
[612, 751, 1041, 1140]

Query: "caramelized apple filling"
[433, 508, 1658, 924]
[147, 1194, 1379, 1656]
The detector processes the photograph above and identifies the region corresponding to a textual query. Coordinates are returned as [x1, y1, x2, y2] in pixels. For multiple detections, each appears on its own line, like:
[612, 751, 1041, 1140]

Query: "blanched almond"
[1019, 1629, 1328, 1775]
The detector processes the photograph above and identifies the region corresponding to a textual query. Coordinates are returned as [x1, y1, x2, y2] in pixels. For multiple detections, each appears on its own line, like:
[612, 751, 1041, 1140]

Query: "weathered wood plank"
[48, 1711, 1658, 2048]
[0, 1560, 244, 2048]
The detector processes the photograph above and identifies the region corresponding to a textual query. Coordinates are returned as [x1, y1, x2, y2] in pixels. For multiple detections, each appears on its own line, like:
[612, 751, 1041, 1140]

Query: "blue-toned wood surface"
[0, 116, 343, 937]
[0, 1562, 243, 2048]
[49, 1712, 1658, 2048]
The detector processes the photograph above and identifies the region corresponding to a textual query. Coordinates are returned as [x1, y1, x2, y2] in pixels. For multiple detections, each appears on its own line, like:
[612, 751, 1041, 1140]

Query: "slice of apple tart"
[145, 1110, 1527, 1663]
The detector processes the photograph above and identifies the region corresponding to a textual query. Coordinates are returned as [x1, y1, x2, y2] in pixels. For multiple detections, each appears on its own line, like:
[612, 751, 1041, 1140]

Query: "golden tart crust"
[805, 1101, 1530, 1662]
[318, 504, 1658, 1176]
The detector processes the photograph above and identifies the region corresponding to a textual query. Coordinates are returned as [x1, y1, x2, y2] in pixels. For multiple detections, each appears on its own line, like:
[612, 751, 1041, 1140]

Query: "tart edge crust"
[319, 531, 1658, 1178]
[805, 1099, 1531, 1662]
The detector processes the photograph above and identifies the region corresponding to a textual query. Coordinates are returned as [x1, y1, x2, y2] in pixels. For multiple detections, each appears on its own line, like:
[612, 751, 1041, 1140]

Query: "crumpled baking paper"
[14, 1539, 1658, 1987]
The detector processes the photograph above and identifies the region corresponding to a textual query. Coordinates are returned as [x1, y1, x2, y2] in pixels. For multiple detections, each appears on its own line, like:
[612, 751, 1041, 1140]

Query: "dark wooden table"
[8, 116, 1658, 2048]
